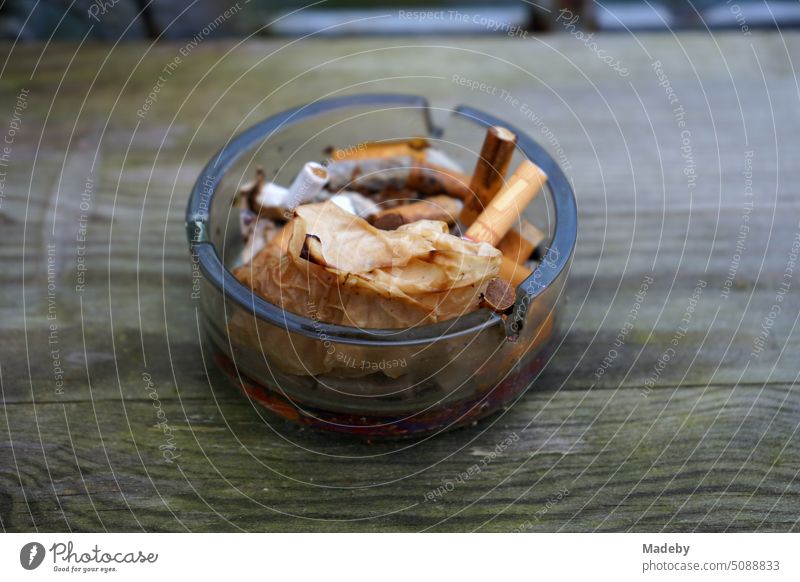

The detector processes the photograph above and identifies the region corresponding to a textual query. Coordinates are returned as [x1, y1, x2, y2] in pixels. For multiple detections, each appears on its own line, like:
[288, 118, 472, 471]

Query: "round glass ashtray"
[186, 94, 576, 438]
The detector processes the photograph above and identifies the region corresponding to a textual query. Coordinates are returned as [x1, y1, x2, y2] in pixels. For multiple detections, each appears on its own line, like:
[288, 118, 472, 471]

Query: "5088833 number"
[729, 560, 779, 571]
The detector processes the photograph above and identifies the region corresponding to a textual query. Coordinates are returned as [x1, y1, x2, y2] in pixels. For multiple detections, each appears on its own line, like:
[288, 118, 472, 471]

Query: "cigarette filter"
[286, 162, 329, 210]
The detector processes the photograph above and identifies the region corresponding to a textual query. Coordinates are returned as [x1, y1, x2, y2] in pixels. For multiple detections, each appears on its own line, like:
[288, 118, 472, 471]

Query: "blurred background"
[2, 0, 800, 41]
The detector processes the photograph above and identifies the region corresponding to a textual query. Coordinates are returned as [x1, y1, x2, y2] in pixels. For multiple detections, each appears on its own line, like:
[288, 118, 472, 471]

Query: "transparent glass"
[186, 94, 577, 438]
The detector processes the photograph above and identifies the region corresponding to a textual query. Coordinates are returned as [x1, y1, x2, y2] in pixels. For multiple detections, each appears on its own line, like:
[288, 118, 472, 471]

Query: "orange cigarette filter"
[497, 220, 546, 264]
[461, 126, 517, 225]
[331, 138, 429, 161]
[371, 195, 463, 229]
[464, 160, 548, 247]
[499, 255, 533, 287]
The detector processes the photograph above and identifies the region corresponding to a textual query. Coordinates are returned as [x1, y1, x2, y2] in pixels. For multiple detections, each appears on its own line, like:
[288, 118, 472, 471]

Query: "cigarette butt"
[325, 156, 411, 195]
[462, 126, 517, 225]
[330, 138, 429, 161]
[326, 156, 472, 201]
[408, 162, 473, 201]
[462, 127, 542, 266]
[371, 195, 463, 230]
[253, 181, 291, 219]
[499, 255, 533, 287]
[286, 162, 328, 209]
[497, 220, 546, 264]
[464, 160, 547, 247]
[330, 191, 381, 218]
[480, 278, 516, 313]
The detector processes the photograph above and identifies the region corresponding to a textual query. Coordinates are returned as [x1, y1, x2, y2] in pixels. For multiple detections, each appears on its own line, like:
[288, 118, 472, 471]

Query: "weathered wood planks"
[1, 33, 799, 532]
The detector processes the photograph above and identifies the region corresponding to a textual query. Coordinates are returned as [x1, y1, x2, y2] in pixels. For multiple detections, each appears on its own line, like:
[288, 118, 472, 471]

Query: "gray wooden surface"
[1, 32, 799, 532]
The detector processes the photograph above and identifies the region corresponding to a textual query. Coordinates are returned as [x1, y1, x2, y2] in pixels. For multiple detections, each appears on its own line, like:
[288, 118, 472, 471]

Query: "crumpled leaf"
[234, 201, 501, 329]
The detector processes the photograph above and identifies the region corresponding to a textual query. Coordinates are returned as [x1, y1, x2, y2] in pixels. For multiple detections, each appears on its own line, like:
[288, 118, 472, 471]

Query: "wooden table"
[2, 32, 799, 532]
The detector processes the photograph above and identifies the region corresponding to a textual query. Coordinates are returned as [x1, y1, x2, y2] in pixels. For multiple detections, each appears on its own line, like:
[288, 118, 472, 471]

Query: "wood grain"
[1, 33, 799, 532]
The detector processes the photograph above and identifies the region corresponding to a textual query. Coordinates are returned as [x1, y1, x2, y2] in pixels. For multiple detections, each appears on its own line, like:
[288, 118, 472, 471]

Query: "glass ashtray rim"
[186, 93, 577, 347]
